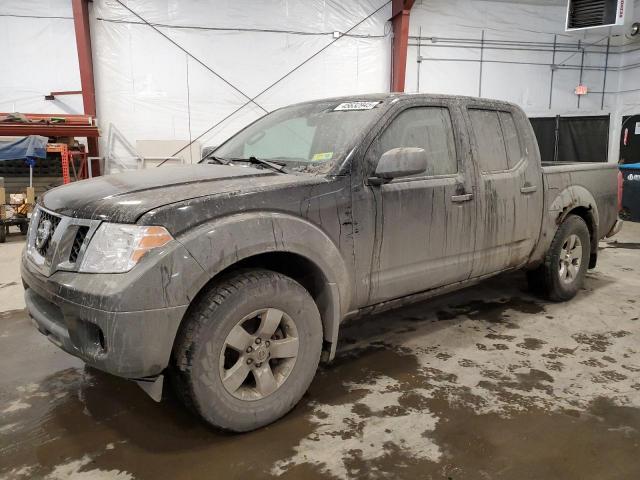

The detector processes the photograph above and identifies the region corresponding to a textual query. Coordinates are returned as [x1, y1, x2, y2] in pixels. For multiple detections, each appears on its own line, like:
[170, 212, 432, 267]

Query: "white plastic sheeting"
[406, 0, 640, 162]
[90, 0, 392, 156]
[1, 0, 638, 162]
[0, 0, 82, 114]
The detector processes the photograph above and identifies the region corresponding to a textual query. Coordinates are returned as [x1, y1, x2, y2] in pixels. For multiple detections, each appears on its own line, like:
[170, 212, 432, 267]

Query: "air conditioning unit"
[566, 0, 634, 32]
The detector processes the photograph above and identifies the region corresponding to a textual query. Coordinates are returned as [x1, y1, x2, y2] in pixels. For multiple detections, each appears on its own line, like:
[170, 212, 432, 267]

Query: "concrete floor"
[1, 224, 640, 480]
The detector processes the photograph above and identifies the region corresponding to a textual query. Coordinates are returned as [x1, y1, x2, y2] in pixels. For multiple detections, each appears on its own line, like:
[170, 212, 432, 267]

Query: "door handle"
[520, 185, 538, 194]
[451, 193, 473, 203]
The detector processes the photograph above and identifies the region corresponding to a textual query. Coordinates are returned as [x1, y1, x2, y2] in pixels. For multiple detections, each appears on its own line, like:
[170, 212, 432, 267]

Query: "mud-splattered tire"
[170, 269, 322, 432]
[527, 214, 591, 301]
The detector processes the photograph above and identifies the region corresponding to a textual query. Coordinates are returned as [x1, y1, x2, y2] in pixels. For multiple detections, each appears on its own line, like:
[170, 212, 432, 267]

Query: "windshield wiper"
[205, 155, 230, 165]
[230, 156, 287, 173]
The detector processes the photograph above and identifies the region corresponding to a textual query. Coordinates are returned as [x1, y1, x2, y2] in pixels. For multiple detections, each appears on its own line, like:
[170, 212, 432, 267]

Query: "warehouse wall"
[1, 0, 638, 164]
[406, 0, 640, 163]
[89, 0, 392, 158]
[0, 0, 82, 114]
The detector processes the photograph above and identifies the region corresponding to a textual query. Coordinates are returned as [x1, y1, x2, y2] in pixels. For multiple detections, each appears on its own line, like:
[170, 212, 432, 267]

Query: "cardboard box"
[10, 193, 26, 205]
[26, 187, 35, 204]
[4, 205, 16, 219]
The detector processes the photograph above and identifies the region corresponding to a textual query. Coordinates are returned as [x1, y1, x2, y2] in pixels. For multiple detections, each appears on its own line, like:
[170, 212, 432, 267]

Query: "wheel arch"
[549, 185, 600, 267]
[175, 212, 352, 361]
[528, 184, 600, 268]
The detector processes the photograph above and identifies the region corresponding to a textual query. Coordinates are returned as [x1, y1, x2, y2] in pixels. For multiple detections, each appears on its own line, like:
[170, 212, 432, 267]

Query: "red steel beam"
[390, 0, 415, 92]
[71, 0, 99, 159]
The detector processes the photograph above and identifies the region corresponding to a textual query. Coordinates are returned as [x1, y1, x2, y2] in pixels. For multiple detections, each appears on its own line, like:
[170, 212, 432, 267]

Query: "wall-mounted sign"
[575, 85, 588, 95]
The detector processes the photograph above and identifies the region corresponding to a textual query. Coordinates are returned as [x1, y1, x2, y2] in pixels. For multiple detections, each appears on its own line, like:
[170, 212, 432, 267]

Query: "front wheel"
[171, 269, 323, 432]
[527, 214, 591, 301]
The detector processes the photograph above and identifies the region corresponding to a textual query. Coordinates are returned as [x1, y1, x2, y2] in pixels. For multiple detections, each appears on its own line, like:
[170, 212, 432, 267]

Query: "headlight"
[79, 223, 173, 273]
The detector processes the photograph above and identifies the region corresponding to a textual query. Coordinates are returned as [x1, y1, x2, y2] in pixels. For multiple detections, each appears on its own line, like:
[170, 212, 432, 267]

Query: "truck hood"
[40, 164, 305, 222]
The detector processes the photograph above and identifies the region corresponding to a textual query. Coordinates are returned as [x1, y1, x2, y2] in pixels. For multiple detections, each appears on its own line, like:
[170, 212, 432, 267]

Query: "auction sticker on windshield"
[312, 152, 333, 161]
[334, 101, 380, 111]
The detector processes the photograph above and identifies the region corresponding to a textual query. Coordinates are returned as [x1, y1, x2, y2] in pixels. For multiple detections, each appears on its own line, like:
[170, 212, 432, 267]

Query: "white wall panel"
[0, 0, 82, 114]
[408, 0, 640, 162]
[90, 0, 392, 153]
[1, 0, 638, 163]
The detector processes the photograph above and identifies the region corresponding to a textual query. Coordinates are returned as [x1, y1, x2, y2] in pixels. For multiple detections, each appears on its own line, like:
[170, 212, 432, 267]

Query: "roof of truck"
[290, 92, 519, 109]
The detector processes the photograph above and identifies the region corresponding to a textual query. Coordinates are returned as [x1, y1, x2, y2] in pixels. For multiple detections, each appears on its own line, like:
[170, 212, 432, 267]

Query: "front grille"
[35, 210, 62, 257]
[69, 226, 89, 263]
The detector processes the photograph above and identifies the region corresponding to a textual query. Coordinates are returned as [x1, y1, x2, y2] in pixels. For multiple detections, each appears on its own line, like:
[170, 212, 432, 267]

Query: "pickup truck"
[22, 94, 621, 432]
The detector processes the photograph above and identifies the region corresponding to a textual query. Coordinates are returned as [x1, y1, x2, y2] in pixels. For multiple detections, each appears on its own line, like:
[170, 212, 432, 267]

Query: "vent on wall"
[566, 0, 632, 31]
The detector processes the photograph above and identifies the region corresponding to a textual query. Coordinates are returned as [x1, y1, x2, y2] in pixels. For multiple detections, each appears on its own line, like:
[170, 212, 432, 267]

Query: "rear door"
[352, 98, 477, 306]
[465, 104, 543, 277]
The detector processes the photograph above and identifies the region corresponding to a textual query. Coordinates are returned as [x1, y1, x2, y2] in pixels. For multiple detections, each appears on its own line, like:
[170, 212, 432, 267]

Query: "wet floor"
[2, 225, 640, 479]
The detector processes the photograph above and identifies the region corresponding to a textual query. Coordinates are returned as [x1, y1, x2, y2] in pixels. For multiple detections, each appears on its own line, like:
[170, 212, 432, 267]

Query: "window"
[213, 100, 382, 172]
[499, 112, 522, 169]
[469, 109, 509, 173]
[379, 107, 457, 177]
[530, 117, 557, 163]
[243, 117, 314, 160]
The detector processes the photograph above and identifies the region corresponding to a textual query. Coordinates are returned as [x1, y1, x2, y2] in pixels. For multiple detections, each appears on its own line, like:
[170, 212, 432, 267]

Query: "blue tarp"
[0, 135, 48, 166]
[620, 163, 640, 171]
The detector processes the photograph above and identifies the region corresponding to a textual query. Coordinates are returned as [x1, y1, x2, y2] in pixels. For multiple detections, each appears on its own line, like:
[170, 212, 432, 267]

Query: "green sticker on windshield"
[312, 152, 333, 161]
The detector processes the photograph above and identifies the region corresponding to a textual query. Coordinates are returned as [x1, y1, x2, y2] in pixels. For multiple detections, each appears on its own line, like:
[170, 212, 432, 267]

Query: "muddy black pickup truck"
[22, 94, 621, 431]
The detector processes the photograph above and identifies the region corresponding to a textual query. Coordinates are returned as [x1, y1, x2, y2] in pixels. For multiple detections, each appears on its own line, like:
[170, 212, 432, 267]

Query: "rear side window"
[469, 109, 509, 173]
[498, 111, 523, 169]
[379, 107, 457, 177]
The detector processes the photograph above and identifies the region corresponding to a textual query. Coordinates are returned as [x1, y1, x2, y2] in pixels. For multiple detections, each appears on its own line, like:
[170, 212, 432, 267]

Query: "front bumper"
[21, 242, 203, 379]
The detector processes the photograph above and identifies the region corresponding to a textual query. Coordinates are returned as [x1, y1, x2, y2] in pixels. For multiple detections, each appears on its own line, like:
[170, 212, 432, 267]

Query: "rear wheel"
[171, 269, 322, 432]
[0, 225, 6, 243]
[527, 214, 591, 301]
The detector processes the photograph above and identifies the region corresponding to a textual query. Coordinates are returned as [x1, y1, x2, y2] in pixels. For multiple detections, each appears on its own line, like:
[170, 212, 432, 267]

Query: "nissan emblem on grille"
[35, 218, 53, 251]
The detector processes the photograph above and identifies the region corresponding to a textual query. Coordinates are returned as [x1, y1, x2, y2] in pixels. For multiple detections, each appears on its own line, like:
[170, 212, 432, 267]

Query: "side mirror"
[373, 147, 428, 181]
[201, 146, 218, 160]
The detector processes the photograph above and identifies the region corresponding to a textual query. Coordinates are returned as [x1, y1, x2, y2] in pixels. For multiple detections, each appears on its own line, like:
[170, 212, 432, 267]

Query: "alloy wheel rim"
[219, 308, 299, 401]
[558, 234, 582, 284]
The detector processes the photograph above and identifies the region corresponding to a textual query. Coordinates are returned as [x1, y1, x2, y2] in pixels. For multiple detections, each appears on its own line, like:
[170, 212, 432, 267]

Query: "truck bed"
[541, 161, 619, 241]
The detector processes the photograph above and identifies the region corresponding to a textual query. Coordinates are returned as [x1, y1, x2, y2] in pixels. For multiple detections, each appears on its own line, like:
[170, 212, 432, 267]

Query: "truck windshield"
[209, 100, 383, 173]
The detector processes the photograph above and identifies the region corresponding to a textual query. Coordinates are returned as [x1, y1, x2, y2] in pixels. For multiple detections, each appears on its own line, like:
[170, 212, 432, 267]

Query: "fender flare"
[530, 185, 600, 266]
[549, 185, 600, 236]
[176, 211, 352, 359]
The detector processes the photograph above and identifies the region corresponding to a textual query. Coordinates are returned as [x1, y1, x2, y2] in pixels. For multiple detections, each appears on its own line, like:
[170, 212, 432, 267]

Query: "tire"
[19, 222, 28, 235]
[170, 269, 323, 432]
[527, 214, 591, 301]
[0, 225, 6, 243]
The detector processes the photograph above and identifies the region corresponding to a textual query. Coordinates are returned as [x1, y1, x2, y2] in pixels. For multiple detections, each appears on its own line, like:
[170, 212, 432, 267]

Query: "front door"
[352, 99, 477, 306]
[464, 104, 543, 277]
